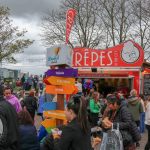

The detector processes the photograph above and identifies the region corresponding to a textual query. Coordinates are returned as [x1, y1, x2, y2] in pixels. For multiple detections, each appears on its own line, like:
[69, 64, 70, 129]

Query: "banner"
[66, 8, 76, 44]
[72, 40, 144, 68]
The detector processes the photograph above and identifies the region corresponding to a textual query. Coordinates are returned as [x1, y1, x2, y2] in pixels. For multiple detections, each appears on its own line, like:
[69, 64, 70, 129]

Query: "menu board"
[143, 74, 150, 95]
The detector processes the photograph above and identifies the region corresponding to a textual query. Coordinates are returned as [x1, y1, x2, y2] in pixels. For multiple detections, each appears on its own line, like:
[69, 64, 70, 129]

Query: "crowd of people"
[0, 79, 150, 150]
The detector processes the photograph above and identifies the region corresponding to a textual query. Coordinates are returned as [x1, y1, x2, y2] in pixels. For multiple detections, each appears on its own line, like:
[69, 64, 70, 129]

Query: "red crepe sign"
[66, 8, 76, 44]
[72, 40, 144, 68]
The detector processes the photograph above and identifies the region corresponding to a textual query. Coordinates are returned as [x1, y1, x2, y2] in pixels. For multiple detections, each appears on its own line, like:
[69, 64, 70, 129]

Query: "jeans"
[140, 112, 145, 133]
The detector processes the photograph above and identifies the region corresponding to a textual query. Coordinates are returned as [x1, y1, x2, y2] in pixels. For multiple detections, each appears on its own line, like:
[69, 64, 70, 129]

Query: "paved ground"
[94, 131, 147, 150]
[35, 115, 148, 150]
[137, 131, 147, 150]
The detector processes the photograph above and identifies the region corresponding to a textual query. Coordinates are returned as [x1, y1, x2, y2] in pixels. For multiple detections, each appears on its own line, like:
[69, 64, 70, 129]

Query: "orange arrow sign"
[46, 85, 78, 94]
[46, 76, 75, 86]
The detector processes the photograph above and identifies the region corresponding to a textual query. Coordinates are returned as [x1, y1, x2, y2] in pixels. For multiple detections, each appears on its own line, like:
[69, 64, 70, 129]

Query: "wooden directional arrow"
[46, 76, 75, 86]
[45, 85, 78, 94]
[46, 68, 78, 77]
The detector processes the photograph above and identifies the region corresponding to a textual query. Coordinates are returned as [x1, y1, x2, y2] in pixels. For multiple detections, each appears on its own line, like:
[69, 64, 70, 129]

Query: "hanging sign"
[45, 85, 77, 94]
[46, 44, 72, 67]
[143, 74, 150, 95]
[46, 68, 78, 77]
[46, 76, 75, 86]
[66, 8, 76, 44]
[72, 40, 144, 68]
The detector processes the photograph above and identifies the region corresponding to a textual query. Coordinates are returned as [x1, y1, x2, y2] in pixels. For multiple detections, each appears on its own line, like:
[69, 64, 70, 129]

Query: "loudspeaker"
[91, 68, 97, 72]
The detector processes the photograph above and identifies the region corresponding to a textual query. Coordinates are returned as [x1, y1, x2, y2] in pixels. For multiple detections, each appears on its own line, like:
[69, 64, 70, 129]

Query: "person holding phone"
[42, 95, 93, 150]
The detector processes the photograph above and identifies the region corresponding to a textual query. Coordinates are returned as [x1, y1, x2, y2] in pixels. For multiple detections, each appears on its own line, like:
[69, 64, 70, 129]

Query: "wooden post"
[56, 65, 65, 126]
[57, 94, 64, 110]
[57, 65, 66, 111]
[56, 90, 65, 125]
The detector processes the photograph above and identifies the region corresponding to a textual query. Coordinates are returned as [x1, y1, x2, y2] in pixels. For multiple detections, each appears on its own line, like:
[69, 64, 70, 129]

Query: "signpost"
[46, 68, 78, 77]
[44, 9, 77, 126]
[46, 85, 77, 94]
[46, 76, 75, 86]
[46, 45, 72, 67]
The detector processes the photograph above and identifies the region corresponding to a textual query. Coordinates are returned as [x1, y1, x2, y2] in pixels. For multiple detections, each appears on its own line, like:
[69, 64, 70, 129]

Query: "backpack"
[100, 123, 123, 150]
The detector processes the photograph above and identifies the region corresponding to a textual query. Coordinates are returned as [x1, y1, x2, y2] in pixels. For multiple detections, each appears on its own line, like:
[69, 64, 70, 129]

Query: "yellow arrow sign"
[46, 76, 75, 86]
[45, 85, 77, 94]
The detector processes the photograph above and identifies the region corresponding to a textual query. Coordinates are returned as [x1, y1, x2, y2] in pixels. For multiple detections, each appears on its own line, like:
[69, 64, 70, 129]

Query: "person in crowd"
[33, 75, 39, 91]
[21, 74, 26, 87]
[21, 89, 37, 121]
[101, 94, 141, 150]
[42, 95, 93, 150]
[86, 88, 95, 111]
[144, 96, 150, 150]
[127, 89, 143, 147]
[86, 88, 95, 101]
[75, 78, 83, 96]
[27, 75, 33, 90]
[18, 90, 25, 102]
[16, 78, 22, 87]
[139, 94, 146, 133]
[18, 109, 40, 150]
[37, 90, 47, 120]
[38, 75, 44, 92]
[4, 86, 22, 113]
[89, 91, 101, 127]
[0, 85, 19, 150]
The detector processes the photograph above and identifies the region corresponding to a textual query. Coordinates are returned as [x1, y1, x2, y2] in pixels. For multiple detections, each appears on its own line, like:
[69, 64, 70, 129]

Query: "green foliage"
[0, 6, 33, 63]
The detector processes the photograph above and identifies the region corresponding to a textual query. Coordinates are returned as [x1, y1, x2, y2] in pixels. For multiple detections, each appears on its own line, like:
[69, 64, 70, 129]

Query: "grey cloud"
[24, 41, 46, 55]
[1, 0, 62, 75]
[1, 0, 62, 18]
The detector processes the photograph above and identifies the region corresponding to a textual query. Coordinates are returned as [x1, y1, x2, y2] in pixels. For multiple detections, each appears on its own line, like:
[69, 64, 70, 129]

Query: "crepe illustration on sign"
[121, 41, 140, 63]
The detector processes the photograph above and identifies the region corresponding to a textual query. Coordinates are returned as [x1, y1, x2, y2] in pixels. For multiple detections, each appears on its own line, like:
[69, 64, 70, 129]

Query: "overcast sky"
[1, 0, 61, 75]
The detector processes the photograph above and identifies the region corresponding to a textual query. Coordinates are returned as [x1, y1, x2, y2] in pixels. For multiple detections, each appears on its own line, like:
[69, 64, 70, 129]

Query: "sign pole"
[57, 94, 64, 110]
[56, 94, 64, 125]
[56, 66, 65, 125]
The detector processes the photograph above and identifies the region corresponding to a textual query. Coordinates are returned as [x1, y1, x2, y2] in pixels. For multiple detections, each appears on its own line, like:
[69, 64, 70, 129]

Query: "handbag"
[100, 123, 124, 150]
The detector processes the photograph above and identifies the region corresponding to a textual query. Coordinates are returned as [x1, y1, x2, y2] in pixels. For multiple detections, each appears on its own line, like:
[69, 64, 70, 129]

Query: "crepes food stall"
[72, 40, 144, 96]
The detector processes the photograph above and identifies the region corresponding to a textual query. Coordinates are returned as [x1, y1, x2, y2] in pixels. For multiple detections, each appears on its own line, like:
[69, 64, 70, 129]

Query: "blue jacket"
[37, 95, 45, 114]
[19, 125, 40, 150]
[37, 125, 48, 142]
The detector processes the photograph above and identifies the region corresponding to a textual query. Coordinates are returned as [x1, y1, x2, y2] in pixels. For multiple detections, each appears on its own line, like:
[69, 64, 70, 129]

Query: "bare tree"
[40, 0, 105, 48]
[131, 0, 150, 60]
[0, 6, 33, 63]
[97, 0, 134, 46]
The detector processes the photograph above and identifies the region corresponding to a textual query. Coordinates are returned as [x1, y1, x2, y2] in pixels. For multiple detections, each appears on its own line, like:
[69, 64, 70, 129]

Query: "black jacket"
[0, 96, 19, 150]
[42, 119, 92, 150]
[53, 119, 92, 150]
[23, 96, 37, 113]
[113, 104, 141, 142]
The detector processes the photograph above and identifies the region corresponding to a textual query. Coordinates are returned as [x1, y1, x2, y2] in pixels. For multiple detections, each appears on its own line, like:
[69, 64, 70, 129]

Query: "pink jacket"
[6, 95, 22, 113]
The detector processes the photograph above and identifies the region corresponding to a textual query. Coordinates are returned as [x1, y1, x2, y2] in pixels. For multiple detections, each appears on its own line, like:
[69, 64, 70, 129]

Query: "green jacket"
[128, 96, 144, 121]
[89, 99, 100, 113]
